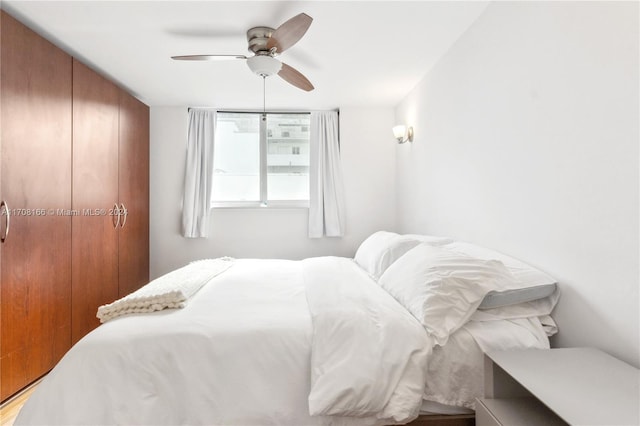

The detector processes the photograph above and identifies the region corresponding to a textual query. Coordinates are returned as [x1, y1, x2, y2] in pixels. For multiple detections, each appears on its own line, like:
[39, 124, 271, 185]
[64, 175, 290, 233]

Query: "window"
[212, 112, 310, 207]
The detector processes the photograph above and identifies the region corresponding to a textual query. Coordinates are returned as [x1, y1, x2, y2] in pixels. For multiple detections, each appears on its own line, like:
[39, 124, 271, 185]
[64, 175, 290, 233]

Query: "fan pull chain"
[262, 76, 266, 122]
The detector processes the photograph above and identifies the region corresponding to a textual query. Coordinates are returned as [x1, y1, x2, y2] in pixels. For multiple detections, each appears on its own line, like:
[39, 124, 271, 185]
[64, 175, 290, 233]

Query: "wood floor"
[0, 381, 39, 426]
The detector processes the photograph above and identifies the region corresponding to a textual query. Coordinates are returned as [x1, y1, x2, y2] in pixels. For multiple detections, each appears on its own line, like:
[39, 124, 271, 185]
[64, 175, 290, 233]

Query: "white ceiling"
[2, 1, 489, 110]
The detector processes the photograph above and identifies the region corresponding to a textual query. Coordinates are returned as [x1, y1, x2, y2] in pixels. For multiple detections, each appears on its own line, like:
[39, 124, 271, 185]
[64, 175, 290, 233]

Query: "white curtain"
[309, 111, 345, 238]
[182, 109, 216, 238]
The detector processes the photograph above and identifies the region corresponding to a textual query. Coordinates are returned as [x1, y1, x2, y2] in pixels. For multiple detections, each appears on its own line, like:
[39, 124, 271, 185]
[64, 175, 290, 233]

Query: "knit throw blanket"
[97, 258, 234, 323]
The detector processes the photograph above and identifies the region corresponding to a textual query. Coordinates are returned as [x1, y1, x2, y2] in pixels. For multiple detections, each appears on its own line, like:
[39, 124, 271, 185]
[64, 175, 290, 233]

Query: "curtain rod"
[187, 108, 339, 115]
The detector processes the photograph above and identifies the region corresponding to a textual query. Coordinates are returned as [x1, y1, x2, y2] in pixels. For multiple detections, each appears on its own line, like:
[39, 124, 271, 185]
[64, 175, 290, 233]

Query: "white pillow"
[354, 231, 421, 280]
[443, 241, 557, 310]
[378, 243, 520, 346]
[444, 241, 556, 287]
[404, 234, 454, 246]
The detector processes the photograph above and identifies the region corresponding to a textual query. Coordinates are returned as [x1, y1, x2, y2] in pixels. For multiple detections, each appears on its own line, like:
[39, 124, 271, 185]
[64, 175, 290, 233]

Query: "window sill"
[211, 201, 309, 210]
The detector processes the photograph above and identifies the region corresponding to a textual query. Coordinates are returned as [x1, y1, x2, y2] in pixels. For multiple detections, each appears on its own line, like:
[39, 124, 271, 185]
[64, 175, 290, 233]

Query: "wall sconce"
[393, 125, 414, 144]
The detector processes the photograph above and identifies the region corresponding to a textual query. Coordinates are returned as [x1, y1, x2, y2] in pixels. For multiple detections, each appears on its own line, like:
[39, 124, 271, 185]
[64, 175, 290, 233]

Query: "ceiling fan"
[172, 13, 314, 92]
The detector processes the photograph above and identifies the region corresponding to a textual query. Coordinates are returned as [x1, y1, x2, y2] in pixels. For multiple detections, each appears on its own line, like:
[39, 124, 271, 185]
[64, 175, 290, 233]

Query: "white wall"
[395, 2, 639, 367]
[150, 107, 396, 278]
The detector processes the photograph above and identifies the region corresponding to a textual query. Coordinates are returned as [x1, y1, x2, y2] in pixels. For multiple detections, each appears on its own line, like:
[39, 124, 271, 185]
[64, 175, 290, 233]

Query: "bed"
[15, 232, 559, 426]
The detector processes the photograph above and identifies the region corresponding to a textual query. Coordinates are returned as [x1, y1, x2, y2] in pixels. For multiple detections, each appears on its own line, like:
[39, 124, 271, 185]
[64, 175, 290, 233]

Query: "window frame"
[211, 111, 311, 209]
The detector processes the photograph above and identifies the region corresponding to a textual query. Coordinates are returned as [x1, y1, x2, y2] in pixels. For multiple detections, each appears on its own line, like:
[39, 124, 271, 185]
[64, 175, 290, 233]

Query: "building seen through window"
[213, 112, 310, 205]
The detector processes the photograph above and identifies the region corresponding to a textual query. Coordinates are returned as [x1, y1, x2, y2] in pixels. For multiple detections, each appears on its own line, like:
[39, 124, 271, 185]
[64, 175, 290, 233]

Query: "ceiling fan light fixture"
[247, 55, 282, 77]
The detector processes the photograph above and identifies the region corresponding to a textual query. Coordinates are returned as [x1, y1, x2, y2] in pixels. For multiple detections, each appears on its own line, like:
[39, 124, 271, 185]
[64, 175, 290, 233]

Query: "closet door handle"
[120, 203, 127, 228]
[113, 203, 120, 229]
[1, 201, 10, 243]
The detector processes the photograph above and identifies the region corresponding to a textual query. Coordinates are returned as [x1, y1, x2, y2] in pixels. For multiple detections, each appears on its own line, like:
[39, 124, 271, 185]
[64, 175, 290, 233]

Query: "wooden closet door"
[0, 11, 73, 401]
[71, 60, 119, 344]
[118, 91, 149, 297]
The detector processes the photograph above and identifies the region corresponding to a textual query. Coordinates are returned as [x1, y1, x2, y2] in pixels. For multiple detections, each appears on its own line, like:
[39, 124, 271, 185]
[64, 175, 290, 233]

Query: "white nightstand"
[476, 348, 639, 426]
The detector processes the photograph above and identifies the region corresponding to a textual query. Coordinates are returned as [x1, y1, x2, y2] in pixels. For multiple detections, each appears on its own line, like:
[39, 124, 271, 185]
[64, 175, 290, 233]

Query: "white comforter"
[16, 258, 432, 426]
[304, 257, 432, 422]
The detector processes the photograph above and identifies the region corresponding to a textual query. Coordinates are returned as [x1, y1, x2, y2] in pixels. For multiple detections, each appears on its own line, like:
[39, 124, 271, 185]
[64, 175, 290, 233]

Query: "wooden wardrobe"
[0, 11, 149, 401]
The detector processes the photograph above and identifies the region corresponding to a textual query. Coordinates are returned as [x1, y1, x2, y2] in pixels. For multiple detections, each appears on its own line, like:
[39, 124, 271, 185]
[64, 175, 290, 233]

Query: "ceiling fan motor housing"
[247, 27, 275, 54]
[246, 26, 282, 77]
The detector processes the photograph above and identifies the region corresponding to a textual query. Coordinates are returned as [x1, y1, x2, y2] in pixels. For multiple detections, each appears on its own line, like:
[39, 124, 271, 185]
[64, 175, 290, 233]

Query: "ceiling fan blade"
[278, 62, 314, 92]
[171, 54, 247, 61]
[266, 13, 313, 54]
